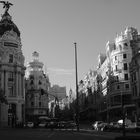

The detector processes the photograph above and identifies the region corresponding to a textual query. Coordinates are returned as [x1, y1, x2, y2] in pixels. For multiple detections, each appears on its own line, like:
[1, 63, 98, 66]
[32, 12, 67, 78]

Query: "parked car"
[125, 121, 140, 132]
[58, 121, 67, 129]
[66, 121, 76, 129]
[25, 122, 34, 128]
[98, 122, 108, 131]
[47, 121, 58, 129]
[59, 121, 76, 129]
[109, 122, 122, 132]
[92, 121, 103, 131]
[38, 122, 48, 128]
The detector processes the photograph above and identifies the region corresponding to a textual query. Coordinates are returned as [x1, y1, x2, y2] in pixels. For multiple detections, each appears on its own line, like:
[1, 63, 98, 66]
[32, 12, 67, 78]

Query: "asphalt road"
[0, 128, 114, 140]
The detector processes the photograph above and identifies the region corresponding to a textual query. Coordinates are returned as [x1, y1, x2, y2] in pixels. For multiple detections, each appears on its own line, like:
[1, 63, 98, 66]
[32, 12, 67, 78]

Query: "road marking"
[47, 131, 55, 138]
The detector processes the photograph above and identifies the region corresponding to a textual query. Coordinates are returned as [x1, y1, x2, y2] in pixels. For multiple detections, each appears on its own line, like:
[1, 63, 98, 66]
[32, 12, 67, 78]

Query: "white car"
[26, 122, 34, 128]
[92, 121, 103, 130]
[38, 122, 47, 128]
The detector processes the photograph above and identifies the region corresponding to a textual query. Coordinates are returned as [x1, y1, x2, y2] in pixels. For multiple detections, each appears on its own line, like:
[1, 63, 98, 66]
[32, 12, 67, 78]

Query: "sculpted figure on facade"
[0, 1, 13, 14]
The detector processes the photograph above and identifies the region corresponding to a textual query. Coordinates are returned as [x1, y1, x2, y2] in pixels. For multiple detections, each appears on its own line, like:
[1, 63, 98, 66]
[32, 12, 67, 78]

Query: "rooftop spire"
[0, 1, 13, 14]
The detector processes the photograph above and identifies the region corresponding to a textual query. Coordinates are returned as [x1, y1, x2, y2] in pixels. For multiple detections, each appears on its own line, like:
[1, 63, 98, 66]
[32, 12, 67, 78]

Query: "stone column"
[14, 71, 17, 96]
[18, 72, 21, 96]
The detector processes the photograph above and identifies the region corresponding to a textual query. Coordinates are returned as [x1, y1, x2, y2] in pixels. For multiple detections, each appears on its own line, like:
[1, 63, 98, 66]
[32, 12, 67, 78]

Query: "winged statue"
[0, 1, 13, 13]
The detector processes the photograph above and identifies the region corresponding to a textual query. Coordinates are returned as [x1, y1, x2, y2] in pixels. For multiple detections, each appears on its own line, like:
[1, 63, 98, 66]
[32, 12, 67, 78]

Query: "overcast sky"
[1, 0, 140, 94]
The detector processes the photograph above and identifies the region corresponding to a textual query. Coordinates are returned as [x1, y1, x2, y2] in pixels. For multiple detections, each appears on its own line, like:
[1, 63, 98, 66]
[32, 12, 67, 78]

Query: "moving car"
[92, 121, 103, 131]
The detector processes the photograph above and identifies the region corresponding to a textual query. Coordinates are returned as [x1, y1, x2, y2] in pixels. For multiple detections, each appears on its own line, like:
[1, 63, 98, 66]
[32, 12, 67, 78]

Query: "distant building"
[49, 85, 66, 101]
[0, 10, 25, 127]
[25, 51, 50, 121]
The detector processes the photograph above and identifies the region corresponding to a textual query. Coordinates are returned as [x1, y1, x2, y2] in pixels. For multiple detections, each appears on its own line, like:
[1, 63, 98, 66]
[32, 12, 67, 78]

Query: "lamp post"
[120, 82, 126, 137]
[74, 42, 79, 131]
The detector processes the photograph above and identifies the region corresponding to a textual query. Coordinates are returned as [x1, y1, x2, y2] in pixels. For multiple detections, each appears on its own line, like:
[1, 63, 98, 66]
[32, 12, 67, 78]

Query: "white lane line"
[47, 132, 55, 138]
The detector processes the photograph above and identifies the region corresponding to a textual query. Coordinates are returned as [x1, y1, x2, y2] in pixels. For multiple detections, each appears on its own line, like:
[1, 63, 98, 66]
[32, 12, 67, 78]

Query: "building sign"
[4, 42, 18, 48]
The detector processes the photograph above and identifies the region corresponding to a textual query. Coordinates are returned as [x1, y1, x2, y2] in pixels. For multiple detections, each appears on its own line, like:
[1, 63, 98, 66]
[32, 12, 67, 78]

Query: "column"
[18, 72, 21, 96]
[14, 71, 17, 96]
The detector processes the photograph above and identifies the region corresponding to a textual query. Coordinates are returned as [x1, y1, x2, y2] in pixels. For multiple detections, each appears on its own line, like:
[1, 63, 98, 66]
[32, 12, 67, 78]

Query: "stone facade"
[78, 27, 137, 122]
[25, 51, 50, 122]
[0, 12, 25, 127]
[129, 28, 140, 122]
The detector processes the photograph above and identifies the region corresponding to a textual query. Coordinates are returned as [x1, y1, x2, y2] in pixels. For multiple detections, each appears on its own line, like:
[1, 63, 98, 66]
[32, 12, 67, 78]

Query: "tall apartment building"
[98, 27, 136, 121]
[0, 9, 25, 127]
[25, 51, 50, 122]
[78, 27, 137, 122]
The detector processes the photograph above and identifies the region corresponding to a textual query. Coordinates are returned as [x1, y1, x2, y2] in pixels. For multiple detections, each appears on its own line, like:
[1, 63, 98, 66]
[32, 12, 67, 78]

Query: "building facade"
[129, 28, 140, 122]
[0, 10, 25, 127]
[104, 27, 135, 122]
[25, 51, 50, 122]
[77, 27, 137, 122]
[48, 85, 66, 117]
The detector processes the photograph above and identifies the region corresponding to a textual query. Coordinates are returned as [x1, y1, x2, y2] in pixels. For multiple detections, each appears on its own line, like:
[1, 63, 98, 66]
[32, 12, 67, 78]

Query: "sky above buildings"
[0, 0, 140, 94]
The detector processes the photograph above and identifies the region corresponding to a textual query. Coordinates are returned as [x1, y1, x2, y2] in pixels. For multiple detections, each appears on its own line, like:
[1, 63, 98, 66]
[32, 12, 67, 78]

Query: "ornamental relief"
[1, 30, 21, 44]
[0, 46, 24, 64]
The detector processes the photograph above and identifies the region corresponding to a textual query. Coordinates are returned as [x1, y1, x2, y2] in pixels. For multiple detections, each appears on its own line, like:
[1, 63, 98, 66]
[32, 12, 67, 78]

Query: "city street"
[0, 128, 115, 140]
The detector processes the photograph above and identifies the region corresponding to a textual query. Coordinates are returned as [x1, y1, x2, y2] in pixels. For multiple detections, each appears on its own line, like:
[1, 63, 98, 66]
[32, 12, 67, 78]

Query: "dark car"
[47, 121, 58, 129]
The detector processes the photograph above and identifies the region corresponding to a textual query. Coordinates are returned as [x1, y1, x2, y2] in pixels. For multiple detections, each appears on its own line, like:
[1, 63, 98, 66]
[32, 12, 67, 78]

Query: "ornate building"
[77, 27, 137, 122]
[0, 5, 25, 127]
[25, 51, 50, 122]
[95, 27, 135, 122]
[129, 27, 140, 122]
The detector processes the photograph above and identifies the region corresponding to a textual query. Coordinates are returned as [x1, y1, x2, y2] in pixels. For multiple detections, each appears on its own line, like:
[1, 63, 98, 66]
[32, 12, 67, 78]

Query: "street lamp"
[74, 42, 79, 131]
[120, 82, 126, 137]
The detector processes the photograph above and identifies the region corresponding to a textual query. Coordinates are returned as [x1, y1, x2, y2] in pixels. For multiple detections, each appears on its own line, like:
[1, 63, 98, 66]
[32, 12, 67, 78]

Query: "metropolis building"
[0, 7, 25, 126]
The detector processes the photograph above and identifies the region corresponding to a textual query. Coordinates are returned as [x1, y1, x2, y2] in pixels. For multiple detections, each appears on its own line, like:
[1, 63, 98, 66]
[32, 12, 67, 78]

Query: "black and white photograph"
[0, 0, 140, 140]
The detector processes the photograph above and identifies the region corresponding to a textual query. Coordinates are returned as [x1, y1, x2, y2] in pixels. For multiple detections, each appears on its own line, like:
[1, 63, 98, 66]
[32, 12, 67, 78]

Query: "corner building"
[25, 52, 50, 122]
[0, 12, 25, 127]
[99, 27, 136, 121]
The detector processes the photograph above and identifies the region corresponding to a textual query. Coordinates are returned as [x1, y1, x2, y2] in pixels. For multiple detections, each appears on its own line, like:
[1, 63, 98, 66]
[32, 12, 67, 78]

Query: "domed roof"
[0, 12, 20, 37]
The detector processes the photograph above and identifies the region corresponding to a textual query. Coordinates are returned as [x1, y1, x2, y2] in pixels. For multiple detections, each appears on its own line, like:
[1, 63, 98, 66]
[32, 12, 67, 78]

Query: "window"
[8, 86, 14, 97]
[124, 73, 129, 80]
[124, 43, 128, 46]
[8, 72, 13, 81]
[30, 80, 34, 85]
[119, 44, 122, 50]
[116, 76, 119, 81]
[125, 84, 129, 89]
[134, 85, 137, 96]
[123, 54, 127, 59]
[134, 72, 136, 81]
[113, 44, 116, 50]
[30, 75, 34, 80]
[114, 95, 121, 105]
[117, 85, 120, 89]
[39, 102, 41, 107]
[9, 54, 13, 63]
[38, 80, 42, 85]
[124, 63, 128, 70]
[115, 65, 118, 71]
[115, 56, 117, 60]
[31, 102, 34, 107]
